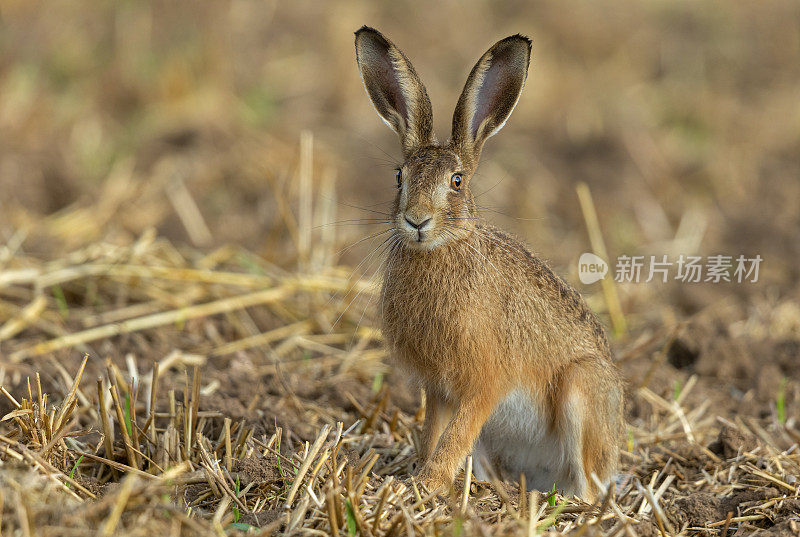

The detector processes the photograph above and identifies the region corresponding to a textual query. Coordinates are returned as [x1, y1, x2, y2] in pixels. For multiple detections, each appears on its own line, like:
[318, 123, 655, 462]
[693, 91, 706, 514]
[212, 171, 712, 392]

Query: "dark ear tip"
[355, 25, 376, 36]
[507, 34, 533, 51]
[494, 34, 532, 66]
[355, 26, 384, 41]
[355, 26, 393, 54]
[494, 34, 532, 55]
[515, 34, 533, 44]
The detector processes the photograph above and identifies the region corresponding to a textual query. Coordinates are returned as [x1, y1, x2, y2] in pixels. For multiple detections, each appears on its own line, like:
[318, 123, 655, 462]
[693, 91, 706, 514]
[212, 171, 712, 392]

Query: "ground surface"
[1, 1, 799, 535]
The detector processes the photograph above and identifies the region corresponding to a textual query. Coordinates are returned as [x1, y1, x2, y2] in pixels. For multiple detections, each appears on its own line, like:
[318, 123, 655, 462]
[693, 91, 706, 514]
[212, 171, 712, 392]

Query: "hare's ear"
[451, 35, 531, 166]
[355, 26, 434, 157]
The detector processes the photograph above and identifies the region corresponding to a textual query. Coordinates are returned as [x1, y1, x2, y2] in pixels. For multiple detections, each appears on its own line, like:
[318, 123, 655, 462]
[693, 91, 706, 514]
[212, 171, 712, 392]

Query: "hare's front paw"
[416, 464, 451, 493]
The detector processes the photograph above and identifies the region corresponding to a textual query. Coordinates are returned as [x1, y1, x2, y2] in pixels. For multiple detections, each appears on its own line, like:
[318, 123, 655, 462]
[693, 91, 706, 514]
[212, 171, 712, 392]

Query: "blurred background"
[2, 5, 800, 532]
[1, 1, 799, 391]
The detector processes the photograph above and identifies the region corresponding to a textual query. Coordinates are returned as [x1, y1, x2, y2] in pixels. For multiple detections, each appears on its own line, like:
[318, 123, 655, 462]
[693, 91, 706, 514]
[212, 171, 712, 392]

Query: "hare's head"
[355, 27, 531, 249]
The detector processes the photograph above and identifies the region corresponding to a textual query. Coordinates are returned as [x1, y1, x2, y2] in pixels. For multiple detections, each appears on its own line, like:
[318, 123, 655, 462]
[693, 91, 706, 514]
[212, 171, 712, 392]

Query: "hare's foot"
[416, 463, 451, 493]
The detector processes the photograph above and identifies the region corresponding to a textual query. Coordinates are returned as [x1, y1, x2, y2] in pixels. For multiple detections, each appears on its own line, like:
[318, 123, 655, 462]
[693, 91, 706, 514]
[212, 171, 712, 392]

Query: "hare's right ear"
[355, 26, 434, 157]
[451, 35, 531, 167]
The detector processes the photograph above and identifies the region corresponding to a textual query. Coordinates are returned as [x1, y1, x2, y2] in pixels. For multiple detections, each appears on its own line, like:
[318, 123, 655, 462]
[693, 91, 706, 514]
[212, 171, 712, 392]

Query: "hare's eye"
[450, 174, 463, 191]
[395, 169, 402, 189]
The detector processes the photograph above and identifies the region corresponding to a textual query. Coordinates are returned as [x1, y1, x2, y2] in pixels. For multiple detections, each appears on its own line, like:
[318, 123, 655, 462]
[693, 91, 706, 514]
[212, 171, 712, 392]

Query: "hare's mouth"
[397, 228, 451, 251]
[398, 216, 443, 249]
[400, 229, 434, 248]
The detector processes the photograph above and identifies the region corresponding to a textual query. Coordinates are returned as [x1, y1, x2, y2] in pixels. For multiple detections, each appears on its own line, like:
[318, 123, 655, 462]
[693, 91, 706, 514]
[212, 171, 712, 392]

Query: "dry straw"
[0, 133, 797, 535]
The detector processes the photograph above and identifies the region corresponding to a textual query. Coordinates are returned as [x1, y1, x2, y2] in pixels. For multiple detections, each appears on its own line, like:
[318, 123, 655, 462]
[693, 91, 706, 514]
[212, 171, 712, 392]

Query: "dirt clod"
[665, 493, 722, 527]
[667, 338, 700, 370]
[233, 456, 280, 486]
[708, 424, 758, 459]
[719, 487, 780, 517]
[750, 519, 800, 537]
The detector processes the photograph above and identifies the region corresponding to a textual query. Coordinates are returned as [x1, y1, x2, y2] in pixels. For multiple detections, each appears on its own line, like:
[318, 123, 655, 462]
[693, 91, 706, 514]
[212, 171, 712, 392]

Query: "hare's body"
[355, 27, 623, 499]
[382, 223, 621, 497]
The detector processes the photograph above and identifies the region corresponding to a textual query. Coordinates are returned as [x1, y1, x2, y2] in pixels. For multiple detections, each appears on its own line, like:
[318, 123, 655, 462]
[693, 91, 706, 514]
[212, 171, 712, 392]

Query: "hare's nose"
[404, 215, 432, 230]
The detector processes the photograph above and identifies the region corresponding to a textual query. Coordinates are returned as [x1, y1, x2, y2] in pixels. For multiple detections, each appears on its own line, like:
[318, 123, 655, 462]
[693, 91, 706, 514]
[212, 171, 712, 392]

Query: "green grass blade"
[345, 499, 357, 536]
[777, 377, 787, 424]
[66, 454, 84, 488]
[123, 392, 133, 437]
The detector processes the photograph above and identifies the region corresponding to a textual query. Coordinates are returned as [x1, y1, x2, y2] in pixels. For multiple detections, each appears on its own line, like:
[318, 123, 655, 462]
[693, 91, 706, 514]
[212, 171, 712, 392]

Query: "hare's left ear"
[451, 35, 531, 166]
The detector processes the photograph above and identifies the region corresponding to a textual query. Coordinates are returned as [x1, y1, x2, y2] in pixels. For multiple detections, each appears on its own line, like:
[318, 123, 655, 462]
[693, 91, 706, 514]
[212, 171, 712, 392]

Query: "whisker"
[331, 233, 401, 331]
[349, 236, 403, 347]
[441, 225, 520, 288]
[474, 204, 548, 222]
[361, 199, 395, 208]
[470, 227, 533, 261]
[353, 131, 402, 167]
[356, 154, 403, 167]
[314, 218, 392, 230]
[440, 227, 511, 289]
[319, 231, 398, 313]
[341, 231, 399, 283]
[444, 221, 523, 259]
[475, 233, 524, 261]
[334, 227, 395, 257]
[442, 216, 481, 222]
[380, 237, 403, 318]
[472, 170, 510, 199]
[317, 195, 393, 217]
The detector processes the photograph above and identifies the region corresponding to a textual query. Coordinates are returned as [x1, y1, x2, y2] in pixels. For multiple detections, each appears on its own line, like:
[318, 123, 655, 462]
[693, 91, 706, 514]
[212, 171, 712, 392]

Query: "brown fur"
[355, 26, 624, 500]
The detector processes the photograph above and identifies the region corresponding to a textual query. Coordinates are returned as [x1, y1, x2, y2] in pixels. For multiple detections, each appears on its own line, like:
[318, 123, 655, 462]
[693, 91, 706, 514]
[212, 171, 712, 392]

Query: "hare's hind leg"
[553, 357, 623, 500]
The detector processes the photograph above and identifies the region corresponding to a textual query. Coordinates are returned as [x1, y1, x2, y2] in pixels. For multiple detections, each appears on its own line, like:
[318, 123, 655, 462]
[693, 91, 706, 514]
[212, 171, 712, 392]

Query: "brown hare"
[354, 26, 623, 500]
